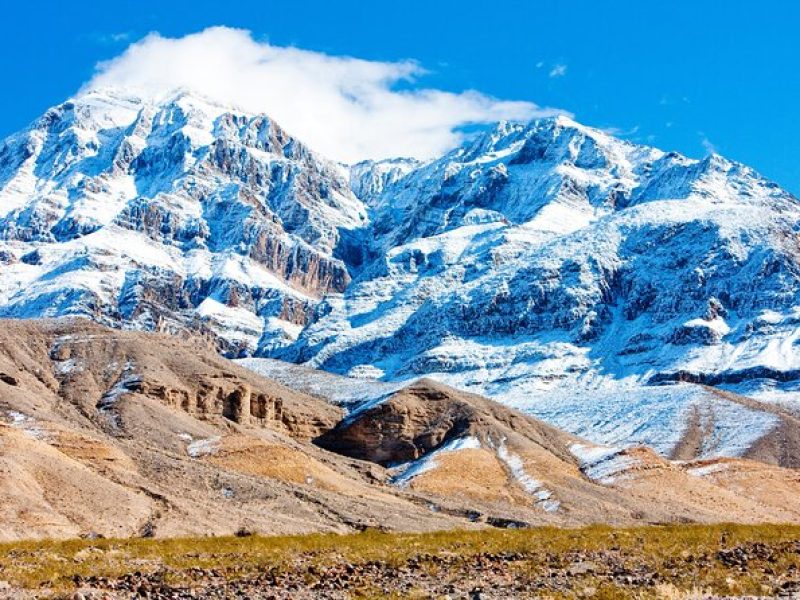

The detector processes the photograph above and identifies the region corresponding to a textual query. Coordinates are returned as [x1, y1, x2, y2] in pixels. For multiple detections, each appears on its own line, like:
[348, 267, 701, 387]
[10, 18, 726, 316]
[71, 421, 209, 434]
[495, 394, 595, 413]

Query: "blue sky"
[2, 0, 798, 191]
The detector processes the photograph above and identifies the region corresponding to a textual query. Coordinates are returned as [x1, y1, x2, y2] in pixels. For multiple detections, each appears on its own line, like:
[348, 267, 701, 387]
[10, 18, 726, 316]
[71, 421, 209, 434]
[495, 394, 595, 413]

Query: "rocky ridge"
[3, 89, 800, 459]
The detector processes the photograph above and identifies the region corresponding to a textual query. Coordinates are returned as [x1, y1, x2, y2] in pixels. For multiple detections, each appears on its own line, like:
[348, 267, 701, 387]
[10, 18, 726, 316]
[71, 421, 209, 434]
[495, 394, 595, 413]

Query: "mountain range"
[2, 87, 800, 471]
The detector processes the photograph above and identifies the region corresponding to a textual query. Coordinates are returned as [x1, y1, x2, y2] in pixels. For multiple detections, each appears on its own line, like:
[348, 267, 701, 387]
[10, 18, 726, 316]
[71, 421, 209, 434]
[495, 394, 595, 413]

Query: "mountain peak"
[2, 89, 800, 466]
[74, 86, 249, 115]
[536, 112, 581, 128]
[0, 87, 367, 355]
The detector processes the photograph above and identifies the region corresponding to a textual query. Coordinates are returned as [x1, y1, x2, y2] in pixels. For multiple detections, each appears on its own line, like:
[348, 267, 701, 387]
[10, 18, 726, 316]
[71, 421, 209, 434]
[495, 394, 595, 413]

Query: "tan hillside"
[318, 379, 800, 526]
[2, 318, 800, 541]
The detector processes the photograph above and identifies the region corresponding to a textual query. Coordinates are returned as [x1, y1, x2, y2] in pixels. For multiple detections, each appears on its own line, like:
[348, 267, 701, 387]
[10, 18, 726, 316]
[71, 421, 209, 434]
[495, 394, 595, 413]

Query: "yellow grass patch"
[1, 523, 799, 595]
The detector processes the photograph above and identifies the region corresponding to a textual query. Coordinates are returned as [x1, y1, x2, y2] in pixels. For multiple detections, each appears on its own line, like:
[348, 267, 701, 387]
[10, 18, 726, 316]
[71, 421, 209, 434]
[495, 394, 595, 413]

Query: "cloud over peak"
[82, 27, 564, 163]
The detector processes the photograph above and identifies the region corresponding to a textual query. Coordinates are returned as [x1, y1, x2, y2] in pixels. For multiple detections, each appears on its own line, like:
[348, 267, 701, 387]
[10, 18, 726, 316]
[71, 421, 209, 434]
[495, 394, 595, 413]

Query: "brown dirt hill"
[315, 379, 800, 527]
[2, 319, 800, 541]
[0, 319, 469, 540]
[314, 378, 577, 465]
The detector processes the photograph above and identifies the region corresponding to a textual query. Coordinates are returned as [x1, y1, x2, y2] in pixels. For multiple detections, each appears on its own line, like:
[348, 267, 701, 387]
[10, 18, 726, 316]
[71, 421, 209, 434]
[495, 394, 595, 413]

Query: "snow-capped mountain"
[0, 89, 367, 354]
[349, 157, 420, 205]
[278, 116, 800, 454]
[3, 90, 800, 458]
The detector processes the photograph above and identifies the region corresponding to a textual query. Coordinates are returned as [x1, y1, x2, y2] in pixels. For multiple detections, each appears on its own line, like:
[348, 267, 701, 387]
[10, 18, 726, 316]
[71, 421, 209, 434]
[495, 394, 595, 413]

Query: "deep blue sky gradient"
[2, 0, 798, 192]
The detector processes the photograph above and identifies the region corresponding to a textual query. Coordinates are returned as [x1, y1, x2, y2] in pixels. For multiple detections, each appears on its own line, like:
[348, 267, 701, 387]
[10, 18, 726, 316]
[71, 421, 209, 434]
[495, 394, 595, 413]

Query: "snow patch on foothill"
[187, 436, 221, 458]
[495, 439, 560, 512]
[570, 442, 640, 485]
[686, 462, 730, 478]
[391, 436, 481, 487]
[4, 410, 47, 440]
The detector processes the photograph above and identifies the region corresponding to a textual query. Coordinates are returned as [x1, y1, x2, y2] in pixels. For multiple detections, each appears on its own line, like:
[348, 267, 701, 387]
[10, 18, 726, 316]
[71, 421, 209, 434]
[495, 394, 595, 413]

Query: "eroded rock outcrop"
[24, 318, 344, 440]
[315, 379, 576, 466]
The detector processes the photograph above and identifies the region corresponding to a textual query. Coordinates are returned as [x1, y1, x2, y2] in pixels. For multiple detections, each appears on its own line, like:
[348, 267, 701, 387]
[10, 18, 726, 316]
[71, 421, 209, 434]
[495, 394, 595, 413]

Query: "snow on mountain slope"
[4, 92, 800, 462]
[278, 116, 800, 458]
[0, 88, 367, 355]
[349, 158, 420, 206]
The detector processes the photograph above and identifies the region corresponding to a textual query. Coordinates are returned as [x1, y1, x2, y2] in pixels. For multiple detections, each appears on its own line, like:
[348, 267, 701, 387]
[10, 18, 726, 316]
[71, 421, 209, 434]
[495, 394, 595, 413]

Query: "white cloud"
[601, 125, 639, 137]
[104, 32, 132, 43]
[699, 132, 717, 155]
[85, 32, 132, 45]
[549, 64, 568, 78]
[81, 27, 565, 163]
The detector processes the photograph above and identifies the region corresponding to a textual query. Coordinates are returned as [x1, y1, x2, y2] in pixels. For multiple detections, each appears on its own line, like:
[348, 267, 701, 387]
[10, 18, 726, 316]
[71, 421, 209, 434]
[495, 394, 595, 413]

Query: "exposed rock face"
[4, 91, 800, 459]
[41, 319, 342, 440]
[125, 379, 285, 428]
[315, 379, 571, 465]
[317, 382, 469, 464]
[0, 90, 366, 356]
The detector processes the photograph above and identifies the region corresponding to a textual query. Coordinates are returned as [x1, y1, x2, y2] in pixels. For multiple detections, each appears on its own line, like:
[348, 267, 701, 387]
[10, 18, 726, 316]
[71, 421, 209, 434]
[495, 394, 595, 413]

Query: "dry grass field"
[1, 524, 799, 598]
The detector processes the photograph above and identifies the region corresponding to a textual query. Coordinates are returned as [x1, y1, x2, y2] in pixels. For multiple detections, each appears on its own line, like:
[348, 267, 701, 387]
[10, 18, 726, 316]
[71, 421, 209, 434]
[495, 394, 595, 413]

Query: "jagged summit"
[0, 88, 367, 355]
[1, 88, 799, 458]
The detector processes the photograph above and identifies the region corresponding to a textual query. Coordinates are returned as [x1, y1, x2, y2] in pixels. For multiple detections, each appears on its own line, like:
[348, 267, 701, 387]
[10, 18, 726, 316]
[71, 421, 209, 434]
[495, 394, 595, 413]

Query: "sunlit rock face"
[0, 89, 367, 356]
